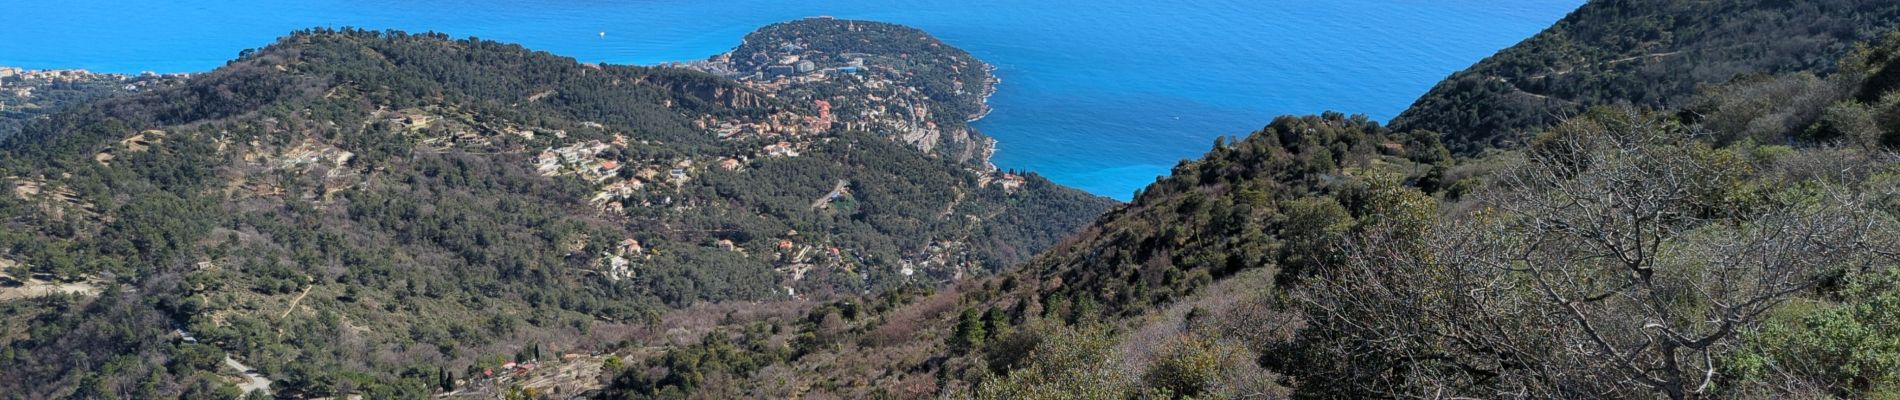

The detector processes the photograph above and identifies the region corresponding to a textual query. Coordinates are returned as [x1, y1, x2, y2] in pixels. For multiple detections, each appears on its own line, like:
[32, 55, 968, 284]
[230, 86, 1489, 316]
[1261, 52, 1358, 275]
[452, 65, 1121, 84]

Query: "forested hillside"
[596, 19, 1900, 400]
[1392, 0, 1900, 154]
[0, 27, 1109, 399]
[590, 111, 1450, 398]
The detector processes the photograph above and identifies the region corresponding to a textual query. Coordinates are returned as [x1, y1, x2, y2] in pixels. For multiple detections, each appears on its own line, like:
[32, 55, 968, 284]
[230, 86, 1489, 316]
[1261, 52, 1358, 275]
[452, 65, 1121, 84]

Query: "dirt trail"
[0, 276, 99, 301]
[279, 285, 313, 319]
[1605, 51, 1681, 65]
[938, 188, 965, 218]
[1520, 51, 1683, 81]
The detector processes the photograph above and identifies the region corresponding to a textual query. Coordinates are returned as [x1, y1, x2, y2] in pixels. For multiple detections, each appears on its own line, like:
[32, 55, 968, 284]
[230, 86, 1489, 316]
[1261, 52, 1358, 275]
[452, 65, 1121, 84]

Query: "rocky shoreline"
[968, 64, 1002, 171]
[966, 64, 1000, 123]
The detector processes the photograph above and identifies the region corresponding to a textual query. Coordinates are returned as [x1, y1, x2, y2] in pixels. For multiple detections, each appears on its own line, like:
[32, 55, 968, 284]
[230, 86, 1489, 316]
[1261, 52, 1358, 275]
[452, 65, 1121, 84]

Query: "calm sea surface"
[0, 0, 1582, 199]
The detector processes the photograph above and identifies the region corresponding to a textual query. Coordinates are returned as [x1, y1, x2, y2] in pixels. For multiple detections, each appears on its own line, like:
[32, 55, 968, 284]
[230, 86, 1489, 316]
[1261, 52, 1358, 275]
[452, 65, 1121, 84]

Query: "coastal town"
[0, 66, 188, 140]
[0, 66, 186, 104]
[671, 17, 1003, 169]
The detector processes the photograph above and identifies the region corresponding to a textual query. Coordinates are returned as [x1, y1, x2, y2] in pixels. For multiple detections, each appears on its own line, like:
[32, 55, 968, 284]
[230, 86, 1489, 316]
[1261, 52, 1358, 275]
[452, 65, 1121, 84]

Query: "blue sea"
[0, 0, 1581, 200]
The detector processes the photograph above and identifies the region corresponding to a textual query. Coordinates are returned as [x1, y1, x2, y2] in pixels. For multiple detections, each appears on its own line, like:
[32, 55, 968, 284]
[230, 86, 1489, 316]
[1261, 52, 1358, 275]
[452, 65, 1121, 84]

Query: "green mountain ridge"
[1393, 0, 1900, 154]
[0, 23, 1110, 399]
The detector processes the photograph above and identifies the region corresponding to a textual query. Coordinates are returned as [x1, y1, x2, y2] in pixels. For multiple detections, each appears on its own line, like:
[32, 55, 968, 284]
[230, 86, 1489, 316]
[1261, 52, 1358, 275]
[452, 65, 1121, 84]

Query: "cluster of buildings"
[475, 360, 541, 385]
[0, 67, 99, 97]
[0, 67, 102, 83]
[533, 137, 705, 214]
[696, 105, 831, 140]
[0, 67, 186, 95]
[762, 141, 802, 158]
[390, 109, 560, 150]
[767, 229, 853, 298]
[979, 173, 1028, 192]
[756, 42, 870, 81]
[597, 238, 646, 281]
[534, 140, 615, 177]
[763, 55, 817, 79]
[898, 239, 977, 280]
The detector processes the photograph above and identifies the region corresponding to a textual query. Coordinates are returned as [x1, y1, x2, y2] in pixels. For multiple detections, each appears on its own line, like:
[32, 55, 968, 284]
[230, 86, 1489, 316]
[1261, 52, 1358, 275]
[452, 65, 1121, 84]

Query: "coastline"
[968, 63, 1002, 172]
[966, 64, 1000, 124]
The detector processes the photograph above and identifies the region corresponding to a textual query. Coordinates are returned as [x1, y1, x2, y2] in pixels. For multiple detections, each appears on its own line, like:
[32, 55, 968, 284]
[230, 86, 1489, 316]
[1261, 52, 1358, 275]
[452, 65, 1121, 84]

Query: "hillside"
[588, 16, 1900, 400]
[588, 113, 1455, 398]
[0, 26, 1110, 399]
[949, 26, 1900, 400]
[1392, 0, 1900, 154]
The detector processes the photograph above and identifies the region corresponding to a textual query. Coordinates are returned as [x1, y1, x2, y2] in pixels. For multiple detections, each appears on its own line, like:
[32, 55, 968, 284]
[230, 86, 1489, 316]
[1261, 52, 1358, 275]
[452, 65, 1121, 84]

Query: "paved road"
[225, 357, 272, 394]
[811, 179, 849, 210]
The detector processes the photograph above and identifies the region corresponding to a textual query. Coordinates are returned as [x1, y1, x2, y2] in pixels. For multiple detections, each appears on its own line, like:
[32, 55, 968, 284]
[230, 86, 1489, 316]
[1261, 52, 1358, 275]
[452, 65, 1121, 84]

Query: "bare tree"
[1298, 109, 1900, 399]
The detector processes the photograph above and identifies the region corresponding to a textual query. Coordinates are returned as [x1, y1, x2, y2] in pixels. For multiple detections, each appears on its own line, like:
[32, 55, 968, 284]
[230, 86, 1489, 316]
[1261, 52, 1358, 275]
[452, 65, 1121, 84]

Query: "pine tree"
[951, 308, 987, 352]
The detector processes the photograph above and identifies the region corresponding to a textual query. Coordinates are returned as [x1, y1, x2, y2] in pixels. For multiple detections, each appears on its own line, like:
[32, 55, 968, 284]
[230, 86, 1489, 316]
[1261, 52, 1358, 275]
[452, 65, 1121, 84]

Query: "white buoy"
[599, 31, 606, 38]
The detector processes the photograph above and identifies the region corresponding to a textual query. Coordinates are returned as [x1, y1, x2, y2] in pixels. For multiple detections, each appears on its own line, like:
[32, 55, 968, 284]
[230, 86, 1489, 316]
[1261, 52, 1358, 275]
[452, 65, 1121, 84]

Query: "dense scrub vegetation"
[1017, 112, 1449, 322]
[1298, 109, 1897, 399]
[944, 31, 1900, 400]
[0, 27, 1108, 399]
[607, 21, 1900, 400]
[1392, 0, 1900, 154]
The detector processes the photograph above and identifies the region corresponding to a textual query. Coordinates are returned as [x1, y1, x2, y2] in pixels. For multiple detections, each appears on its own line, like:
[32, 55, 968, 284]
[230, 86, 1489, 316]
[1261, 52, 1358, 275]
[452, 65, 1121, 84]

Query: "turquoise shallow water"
[0, 0, 1581, 200]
